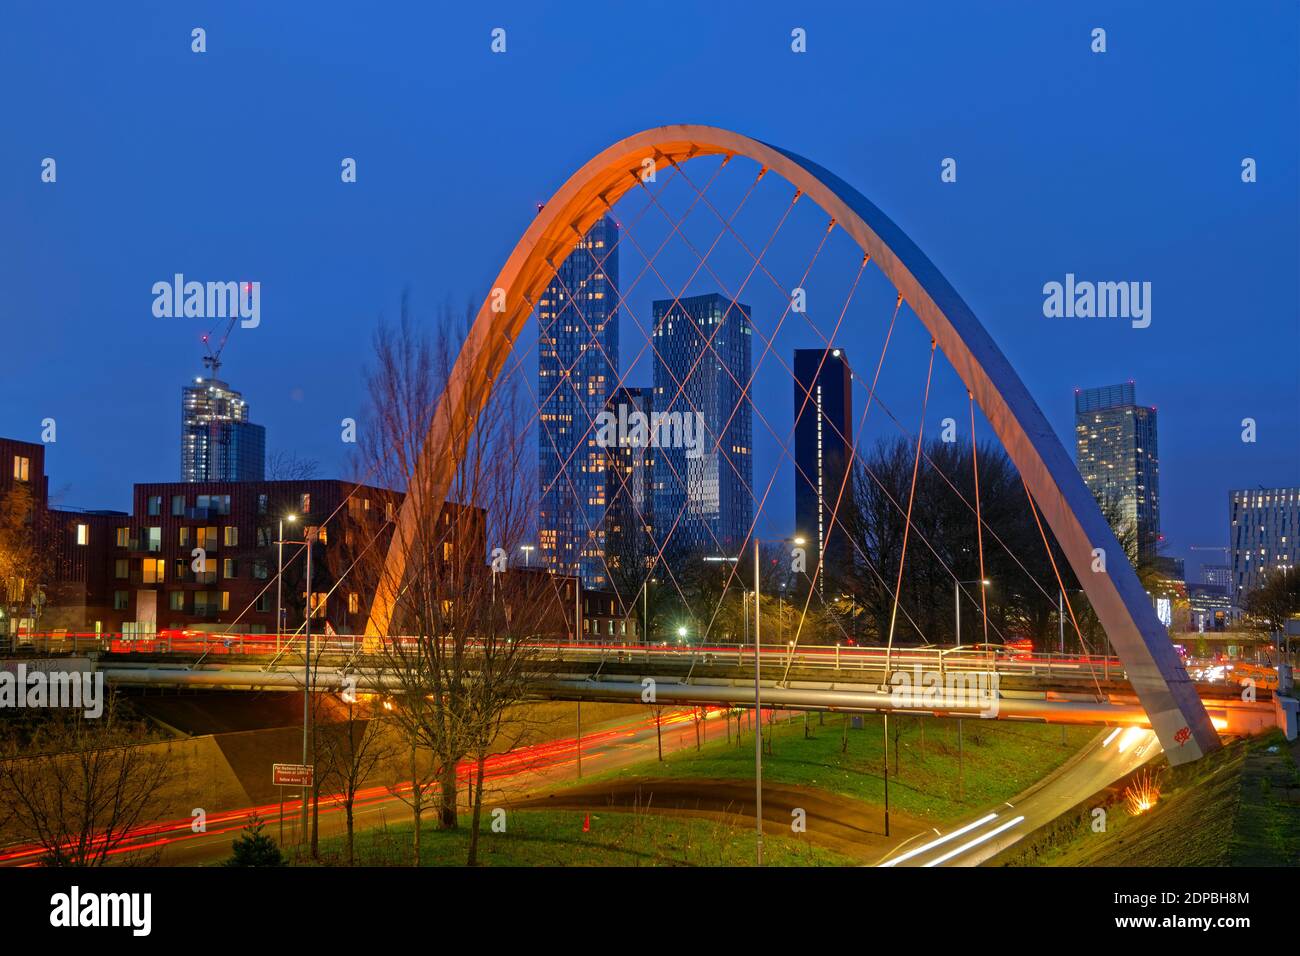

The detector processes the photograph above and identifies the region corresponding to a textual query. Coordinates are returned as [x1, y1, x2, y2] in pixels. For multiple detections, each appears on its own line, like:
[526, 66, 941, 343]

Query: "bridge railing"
[6, 629, 1136, 682]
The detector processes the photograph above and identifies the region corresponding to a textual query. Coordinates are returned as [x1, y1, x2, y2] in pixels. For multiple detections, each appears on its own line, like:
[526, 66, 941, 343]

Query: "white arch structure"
[367, 125, 1219, 765]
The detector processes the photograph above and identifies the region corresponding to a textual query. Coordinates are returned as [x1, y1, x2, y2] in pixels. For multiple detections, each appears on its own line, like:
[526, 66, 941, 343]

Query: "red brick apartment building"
[0, 437, 122, 634]
[1, 435, 630, 641]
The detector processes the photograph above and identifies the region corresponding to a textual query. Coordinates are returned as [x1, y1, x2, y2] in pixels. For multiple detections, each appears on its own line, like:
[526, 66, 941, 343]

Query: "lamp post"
[953, 579, 990, 648]
[1059, 590, 1065, 654]
[300, 527, 314, 846]
[778, 583, 785, 646]
[275, 514, 297, 654]
[707, 534, 805, 867]
[753, 537, 762, 862]
[951, 578, 988, 820]
[642, 578, 654, 644]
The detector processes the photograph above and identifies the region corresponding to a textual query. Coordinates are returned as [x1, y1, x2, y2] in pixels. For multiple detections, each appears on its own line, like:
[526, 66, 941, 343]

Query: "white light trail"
[878, 813, 998, 867]
[923, 815, 1026, 867]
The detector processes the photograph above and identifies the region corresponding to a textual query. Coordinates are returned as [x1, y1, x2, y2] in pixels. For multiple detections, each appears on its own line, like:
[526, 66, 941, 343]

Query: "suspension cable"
[884, 339, 938, 678]
[969, 392, 989, 645]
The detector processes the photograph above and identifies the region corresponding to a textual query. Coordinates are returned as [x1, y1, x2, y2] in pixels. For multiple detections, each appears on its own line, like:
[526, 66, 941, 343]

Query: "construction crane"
[200, 309, 241, 378]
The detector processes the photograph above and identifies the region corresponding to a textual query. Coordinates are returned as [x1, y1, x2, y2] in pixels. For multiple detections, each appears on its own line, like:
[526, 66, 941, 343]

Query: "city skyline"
[0, 2, 1295, 893]
[4, 6, 1293, 591]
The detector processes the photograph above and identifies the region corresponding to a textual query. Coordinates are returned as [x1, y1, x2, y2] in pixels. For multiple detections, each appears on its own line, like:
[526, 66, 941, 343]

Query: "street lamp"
[300, 524, 316, 847]
[276, 514, 298, 654]
[709, 534, 803, 867]
[641, 577, 656, 644]
[677, 625, 687, 645]
[953, 579, 990, 648]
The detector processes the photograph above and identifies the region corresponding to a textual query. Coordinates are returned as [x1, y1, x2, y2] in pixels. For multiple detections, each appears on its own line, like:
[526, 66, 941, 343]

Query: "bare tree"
[383, 740, 439, 866]
[267, 450, 321, 481]
[0, 483, 50, 642]
[318, 695, 398, 865]
[355, 302, 551, 848]
[1243, 568, 1300, 637]
[0, 699, 178, 866]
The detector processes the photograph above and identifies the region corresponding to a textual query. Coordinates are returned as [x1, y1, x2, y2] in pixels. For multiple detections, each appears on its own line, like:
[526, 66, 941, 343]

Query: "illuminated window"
[141, 559, 165, 584]
[308, 592, 327, 618]
[75, 524, 88, 546]
[224, 525, 238, 547]
[13, 456, 30, 482]
[348, 592, 359, 614]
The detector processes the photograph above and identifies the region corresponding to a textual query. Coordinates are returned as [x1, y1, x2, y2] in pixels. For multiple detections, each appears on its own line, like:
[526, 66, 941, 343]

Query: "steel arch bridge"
[366, 124, 1220, 766]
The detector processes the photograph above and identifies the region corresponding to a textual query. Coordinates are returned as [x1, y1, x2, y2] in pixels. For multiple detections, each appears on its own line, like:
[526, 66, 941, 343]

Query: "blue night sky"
[2, 1, 1296, 583]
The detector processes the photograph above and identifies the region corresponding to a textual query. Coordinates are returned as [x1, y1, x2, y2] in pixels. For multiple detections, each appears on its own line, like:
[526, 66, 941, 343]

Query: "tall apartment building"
[1229, 487, 1300, 602]
[537, 216, 620, 585]
[182, 375, 266, 482]
[793, 348, 854, 595]
[603, 386, 656, 595]
[1074, 382, 1161, 564]
[651, 293, 753, 557]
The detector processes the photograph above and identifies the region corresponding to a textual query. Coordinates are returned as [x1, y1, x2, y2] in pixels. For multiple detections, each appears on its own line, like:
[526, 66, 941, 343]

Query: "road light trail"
[878, 812, 999, 867]
[922, 815, 1026, 867]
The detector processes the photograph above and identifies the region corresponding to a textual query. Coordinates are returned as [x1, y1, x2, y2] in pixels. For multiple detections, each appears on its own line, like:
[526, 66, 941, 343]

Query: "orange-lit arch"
[367, 125, 1219, 764]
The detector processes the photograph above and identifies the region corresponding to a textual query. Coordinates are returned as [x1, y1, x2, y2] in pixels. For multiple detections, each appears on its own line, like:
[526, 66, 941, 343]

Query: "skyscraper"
[793, 348, 854, 595]
[181, 376, 265, 482]
[1074, 382, 1160, 564]
[1201, 563, 1232, 589]
[1229, 487, 1299, 602]
[537, 216, 620, 585]
[603, 386, 656, 593]
[651, 293, 752, 557]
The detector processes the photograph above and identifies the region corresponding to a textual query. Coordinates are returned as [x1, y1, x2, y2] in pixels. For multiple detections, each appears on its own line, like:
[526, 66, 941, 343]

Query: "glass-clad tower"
[181, 376, 265, 482]
[793, 348, 854, 595]
[1074, 382, 1160, 564]
[537, 216, 620, 585]
[651, 293, 752, 558]
[604, 385, 656, 593]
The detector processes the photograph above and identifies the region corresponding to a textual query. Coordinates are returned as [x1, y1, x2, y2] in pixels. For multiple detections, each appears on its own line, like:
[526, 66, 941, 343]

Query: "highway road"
[0, 706, 742, 867]
[877, 726, 1160, 867]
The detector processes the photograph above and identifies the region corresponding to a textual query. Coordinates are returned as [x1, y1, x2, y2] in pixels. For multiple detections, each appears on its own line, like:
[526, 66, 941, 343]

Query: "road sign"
[273, 763, 314, 787]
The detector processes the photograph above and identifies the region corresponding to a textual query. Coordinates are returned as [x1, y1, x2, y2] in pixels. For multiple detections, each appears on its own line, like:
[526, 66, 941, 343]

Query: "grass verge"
[288, 807, 855, 867]
[570, 711, 1095, 822]
[990, 731, 1300, 866]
